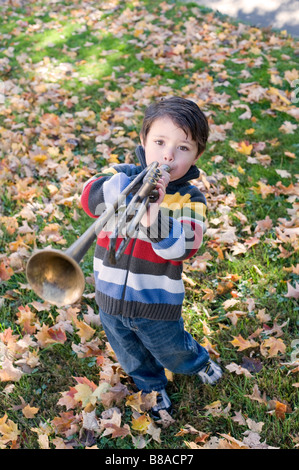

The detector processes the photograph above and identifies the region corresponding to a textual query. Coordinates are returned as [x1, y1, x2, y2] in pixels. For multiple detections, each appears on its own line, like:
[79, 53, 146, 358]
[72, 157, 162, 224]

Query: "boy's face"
[140, 117, 200, 182]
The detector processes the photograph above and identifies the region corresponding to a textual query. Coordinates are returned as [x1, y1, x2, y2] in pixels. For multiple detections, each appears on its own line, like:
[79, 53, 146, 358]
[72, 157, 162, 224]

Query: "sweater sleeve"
[81, 164, 141, 218]
[139, 187, 207, 261]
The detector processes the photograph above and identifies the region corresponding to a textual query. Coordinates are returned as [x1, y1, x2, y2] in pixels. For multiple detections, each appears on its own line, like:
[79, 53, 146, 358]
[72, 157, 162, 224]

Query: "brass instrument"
[26, 162, 170, 307]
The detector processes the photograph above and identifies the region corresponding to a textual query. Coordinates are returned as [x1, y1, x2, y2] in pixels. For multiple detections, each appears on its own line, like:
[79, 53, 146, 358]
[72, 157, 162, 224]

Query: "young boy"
[81, 96, 222, 417]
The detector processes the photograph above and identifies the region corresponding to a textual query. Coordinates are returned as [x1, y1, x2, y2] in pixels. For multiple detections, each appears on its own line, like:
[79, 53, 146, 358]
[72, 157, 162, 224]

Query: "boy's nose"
[163, 151, 174, 162]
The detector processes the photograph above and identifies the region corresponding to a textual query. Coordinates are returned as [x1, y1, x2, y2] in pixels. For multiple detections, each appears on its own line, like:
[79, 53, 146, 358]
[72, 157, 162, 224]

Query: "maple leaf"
[22, 404, 39, 419]
[226, 175, 240, 188]
[126, 390, 157, 413]
[225, 311, 247, 326]
[252, 181, 276, 199]
[16, 305, 37, 335]
[200, 337, 220, 358]
[256, 309, 271, 323]
[260, 337, 286, 358]
[35, 324, 67, 347]
[237, 141, 253, 155]
[57, 388, 78, 410]
[230, 335, 259, 351]
[73, 320, 96, 341]
[52, 411, 80, 437]
[0, 261, 14, 282]
[0, 414, 20, 445]
[225, 362, 253, 378]
[100, 409, 130, 439]
[274, 401, 287, 420]
[218, 433, 249, 449]
[74, 383, 95, 408]
[231, 410, 246, 426]
[0, 358, 23, 382]
[245, 384, 268, 405]
[285, 282, 299, 299]
[131, 414, 152, 434]
[82, 408, 99, 432]
[100, 382, 129, 407]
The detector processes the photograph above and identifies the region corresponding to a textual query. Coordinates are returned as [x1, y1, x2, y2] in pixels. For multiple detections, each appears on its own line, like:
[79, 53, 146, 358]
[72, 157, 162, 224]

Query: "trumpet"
[26, 162, 170, 307]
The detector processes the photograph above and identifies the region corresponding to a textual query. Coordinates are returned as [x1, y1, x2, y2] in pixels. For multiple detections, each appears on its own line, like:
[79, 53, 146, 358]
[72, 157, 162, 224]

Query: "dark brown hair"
[140, 96, 209, 155]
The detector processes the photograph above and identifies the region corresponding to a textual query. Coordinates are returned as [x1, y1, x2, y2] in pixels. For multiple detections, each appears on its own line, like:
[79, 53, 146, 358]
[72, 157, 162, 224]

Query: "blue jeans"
[99, 309, 210, 393]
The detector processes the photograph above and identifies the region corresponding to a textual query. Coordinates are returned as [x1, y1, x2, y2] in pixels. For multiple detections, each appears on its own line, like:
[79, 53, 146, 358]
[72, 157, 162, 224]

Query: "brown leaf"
[245, 384, 267, 405]
[260, 337, 286, 358]
[52, 411, 79, 437]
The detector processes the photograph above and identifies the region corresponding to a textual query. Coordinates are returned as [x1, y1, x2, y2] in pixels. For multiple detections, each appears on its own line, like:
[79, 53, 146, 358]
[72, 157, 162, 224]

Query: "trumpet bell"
[26, 249, 85, 307]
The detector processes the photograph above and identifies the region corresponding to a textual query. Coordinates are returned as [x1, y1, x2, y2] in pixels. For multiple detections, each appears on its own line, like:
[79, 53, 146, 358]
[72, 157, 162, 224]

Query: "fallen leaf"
[285, 282, 299, 299]
[230, 335, 259, 351]
[131, 414, 152, 434]
[22, 404, 39, 419]
[225, 362, 253, 378]
[260, 337, 286, 357]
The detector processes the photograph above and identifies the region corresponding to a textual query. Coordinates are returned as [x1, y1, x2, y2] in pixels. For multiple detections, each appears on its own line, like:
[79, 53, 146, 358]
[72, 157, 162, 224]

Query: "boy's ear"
[139, 133, 145, 146]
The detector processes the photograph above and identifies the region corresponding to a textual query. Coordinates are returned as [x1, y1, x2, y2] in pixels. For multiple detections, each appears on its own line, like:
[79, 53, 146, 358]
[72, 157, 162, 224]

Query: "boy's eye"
[179, 146, 189, 151]
[155, 140, 164, 146]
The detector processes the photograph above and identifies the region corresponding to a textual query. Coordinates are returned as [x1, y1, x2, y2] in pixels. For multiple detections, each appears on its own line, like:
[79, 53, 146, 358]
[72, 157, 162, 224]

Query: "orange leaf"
[230, 335, 259, 351]
[35, 324, 67, 347]
[16, 305, 37, 335]
[0, 261, 14, 281]
[275, 401, 287, 420]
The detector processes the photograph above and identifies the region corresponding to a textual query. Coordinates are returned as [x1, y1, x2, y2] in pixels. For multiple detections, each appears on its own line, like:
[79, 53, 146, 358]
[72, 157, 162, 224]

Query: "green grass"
[0, 0, 298, 450]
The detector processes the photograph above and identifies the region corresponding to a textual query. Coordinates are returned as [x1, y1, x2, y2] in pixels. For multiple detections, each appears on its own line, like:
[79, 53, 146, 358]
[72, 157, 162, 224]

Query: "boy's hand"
[140, 167, 170, 228]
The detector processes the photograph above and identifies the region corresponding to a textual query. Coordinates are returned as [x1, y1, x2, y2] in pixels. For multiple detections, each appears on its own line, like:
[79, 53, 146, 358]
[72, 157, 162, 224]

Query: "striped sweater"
[80, 146, 207, 321]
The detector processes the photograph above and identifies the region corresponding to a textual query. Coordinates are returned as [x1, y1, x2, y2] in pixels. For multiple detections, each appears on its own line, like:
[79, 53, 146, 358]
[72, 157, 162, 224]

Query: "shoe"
[197, 359, 223, 385]
[151, 389, 172, 418]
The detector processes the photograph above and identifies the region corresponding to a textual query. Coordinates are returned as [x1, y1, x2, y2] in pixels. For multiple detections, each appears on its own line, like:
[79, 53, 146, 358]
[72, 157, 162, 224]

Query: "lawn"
[0, 0, 298, 450]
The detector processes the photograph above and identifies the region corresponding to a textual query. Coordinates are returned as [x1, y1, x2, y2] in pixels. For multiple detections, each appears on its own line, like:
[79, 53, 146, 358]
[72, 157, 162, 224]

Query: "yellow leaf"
[0, 414, 20, 443]
[74, 383, 94, 407]
[164, 368, 173, 381]
[238, 141, 252, 155]
[22, 404, 39, 419]
[108, 154, 120, 164]
[230, 334, 259, 351]
[237, 165, 245, 174]
[31, 154, 48, 163]
[131, 414, 152, 434]
[134, 29, 144, 37]
[74, 320, 95, 341]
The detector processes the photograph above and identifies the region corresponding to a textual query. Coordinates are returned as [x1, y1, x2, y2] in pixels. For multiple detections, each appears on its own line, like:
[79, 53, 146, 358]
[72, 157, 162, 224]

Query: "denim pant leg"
[132, 316, 210, 375]
[99, 309, 168, 392]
